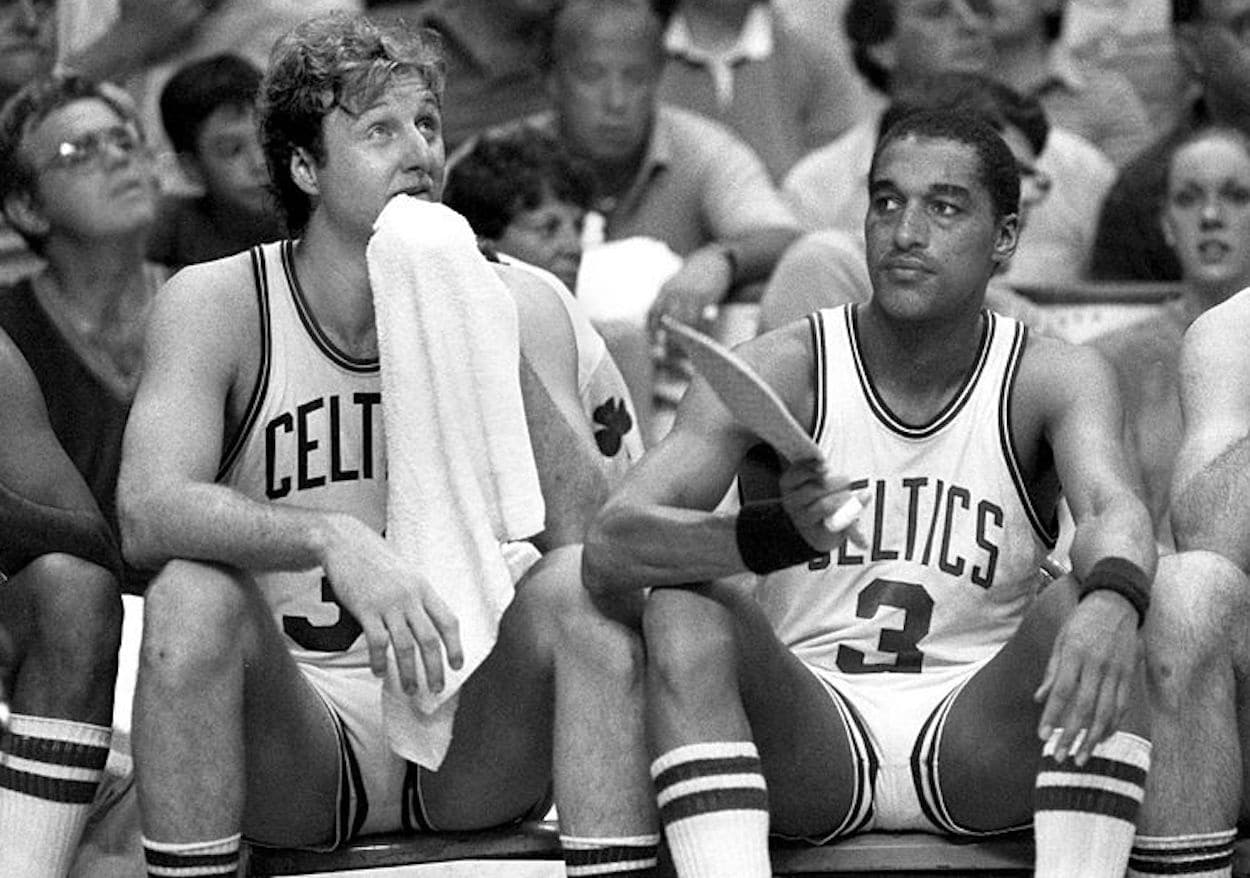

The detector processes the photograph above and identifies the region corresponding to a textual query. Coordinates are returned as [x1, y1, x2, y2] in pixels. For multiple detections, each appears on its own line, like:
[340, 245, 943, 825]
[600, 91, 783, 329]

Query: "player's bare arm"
[584, 319, 859, 593]
[0, 331, 117, 577]
[1170, 294, 1250, 567]
[1022, 336, 1156, 764]
[501, 264, 623, 549]
[118, 257, 461, 693]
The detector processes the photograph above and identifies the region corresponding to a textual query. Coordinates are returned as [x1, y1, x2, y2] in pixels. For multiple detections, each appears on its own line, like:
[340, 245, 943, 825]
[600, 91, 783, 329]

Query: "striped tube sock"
[651, 741, 770, 878]
[561, 833, 661, 876]
[1128, 830, 1237, 877]
[0, 713, 111, 878]
[1034, 730, 1151, 878]
[143, 833, 241, 877]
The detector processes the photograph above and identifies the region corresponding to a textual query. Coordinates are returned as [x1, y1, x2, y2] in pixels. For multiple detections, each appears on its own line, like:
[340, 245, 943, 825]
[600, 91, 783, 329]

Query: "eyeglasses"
[34, 124, 145, 175]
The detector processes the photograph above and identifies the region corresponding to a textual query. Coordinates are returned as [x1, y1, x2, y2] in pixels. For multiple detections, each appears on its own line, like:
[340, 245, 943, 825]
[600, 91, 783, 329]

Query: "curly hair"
[0, 73, 143, 252]
[443, 126, 596, 239]
[869, 108, 1022, 221]
[258, 11, 446, 234]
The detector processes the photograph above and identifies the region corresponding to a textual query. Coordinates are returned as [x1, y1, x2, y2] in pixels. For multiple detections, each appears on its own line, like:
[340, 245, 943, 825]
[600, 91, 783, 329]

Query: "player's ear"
[3, 189, 50, 240]
[288, 146, 319, 197]
[992, 212, 1019, 267]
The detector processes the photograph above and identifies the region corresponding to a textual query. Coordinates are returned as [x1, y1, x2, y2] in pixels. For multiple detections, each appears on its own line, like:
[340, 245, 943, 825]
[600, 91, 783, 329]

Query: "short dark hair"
[443, 126, 596, 239]
[870, 108, 1022, 221]
[259, 11, 446, 234]
[160, 53, 263, 156]
[843, 0, 894, 94]
[542, 0, 665, 72]
[1173, 0, 1200, 24]
[0, 73, 143, 252]
[880, 72, 1049, 157]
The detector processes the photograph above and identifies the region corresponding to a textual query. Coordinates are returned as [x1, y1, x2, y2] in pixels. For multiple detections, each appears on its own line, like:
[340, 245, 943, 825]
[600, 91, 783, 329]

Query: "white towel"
[367, 196, 546, 769]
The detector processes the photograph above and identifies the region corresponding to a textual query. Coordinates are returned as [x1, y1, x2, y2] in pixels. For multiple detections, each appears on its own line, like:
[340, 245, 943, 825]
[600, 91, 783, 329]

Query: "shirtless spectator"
[658, 0, 869, 180]
[0, 73, 163, 593]
[0, 328, 122, 878]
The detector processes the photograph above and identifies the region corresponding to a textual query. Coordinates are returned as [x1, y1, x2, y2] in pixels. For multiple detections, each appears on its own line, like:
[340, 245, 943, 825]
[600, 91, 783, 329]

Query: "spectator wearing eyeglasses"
[781, 0, 1116, 290]
[0, 73, 164, 595]
[1091, 0, 1250, 282]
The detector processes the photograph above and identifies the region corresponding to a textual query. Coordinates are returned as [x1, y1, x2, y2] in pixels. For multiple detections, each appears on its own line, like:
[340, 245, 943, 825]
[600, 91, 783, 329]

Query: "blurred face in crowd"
[296, 73, 445, 244]
[0, 0, 55, 99]
[872, 0, 994, 92]
[494, 192, 585, 290]
[14, 97, 160, 245]
[548, 3, 663, 165]
[1179, 0, 1250, 120]
[866, 134, 1017, 323]
[986, 0, 1058, 43]
[189, 102, 272, 217]
[1162, 131, 1250, 295]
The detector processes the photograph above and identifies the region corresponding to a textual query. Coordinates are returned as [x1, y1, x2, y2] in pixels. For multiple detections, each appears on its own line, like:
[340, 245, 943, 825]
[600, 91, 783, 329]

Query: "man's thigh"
[930, 578, 1077, 832]
[141, 559, 345, 847]
[412, 548, 575, 830]
[709, 580, 870, 838]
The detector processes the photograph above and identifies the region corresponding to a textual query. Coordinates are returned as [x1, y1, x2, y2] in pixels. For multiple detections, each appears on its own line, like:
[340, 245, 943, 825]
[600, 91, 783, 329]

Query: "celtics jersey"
[756, 305, 1058, 687]
[217, 240, 384, 668]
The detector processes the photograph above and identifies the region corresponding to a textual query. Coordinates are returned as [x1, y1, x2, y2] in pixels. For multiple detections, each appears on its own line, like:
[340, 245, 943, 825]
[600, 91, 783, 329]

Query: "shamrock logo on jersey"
[593, 398, 633, 457]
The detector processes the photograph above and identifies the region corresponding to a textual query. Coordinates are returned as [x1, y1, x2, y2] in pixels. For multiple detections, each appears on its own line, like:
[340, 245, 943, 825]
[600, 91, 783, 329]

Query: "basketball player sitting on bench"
[584, 109, 1158, 878]
[119, 13, 655, 878]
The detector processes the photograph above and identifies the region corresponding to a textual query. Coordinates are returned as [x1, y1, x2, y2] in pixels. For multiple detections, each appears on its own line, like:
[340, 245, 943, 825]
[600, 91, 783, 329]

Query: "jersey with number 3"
[217, 241, 384, 669]
[756, 304, 1058, 689]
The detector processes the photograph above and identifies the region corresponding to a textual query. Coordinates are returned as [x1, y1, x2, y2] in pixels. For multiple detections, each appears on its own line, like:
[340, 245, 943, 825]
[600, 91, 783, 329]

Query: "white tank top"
[218, 241, 384, 668]
[756, 305, 1058, 687]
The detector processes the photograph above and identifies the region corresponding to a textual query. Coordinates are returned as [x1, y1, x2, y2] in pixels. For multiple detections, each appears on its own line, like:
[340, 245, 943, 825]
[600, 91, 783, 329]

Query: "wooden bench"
[245, 824, 1036, 877]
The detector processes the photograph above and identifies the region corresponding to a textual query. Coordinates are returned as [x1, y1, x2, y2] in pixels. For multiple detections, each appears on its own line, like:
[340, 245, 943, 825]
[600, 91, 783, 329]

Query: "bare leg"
[938, 577, 1151, 878]
[419, 547, 656, 873]
[134, 560, 343, 851]
[644, 580, 860, 876]
[0, 553, 121, 878]
[1127, 551, 1249, 877]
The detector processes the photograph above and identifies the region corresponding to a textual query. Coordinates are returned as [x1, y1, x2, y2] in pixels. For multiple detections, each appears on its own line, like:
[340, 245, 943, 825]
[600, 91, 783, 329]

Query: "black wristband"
[1079, 557, 1150, 627]
[736, 499, 823, 574]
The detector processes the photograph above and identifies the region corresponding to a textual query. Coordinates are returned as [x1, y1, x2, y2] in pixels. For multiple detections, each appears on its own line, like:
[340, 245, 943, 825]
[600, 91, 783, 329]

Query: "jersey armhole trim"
[998, 324, 1059, 549]
[808, 310, 829, 446]
[216, 245, 273, 481]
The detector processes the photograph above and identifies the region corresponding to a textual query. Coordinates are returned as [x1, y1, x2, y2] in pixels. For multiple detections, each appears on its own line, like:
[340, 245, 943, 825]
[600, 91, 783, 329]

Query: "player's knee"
[140, 560, 251, 683]
[643, 589, 739, 692]
[1143, 550, 1250, 711]
[24, 552, 122, 664]
[519, 546, 644, 682]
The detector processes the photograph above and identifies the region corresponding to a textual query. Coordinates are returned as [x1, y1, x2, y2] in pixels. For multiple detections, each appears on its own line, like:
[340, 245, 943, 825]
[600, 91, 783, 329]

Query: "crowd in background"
[3, 0, 1250, 875]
